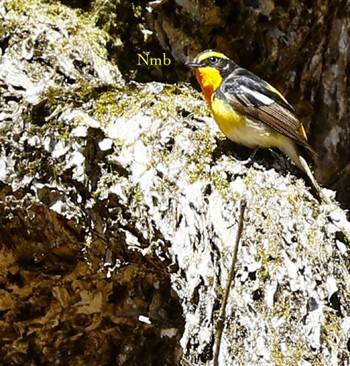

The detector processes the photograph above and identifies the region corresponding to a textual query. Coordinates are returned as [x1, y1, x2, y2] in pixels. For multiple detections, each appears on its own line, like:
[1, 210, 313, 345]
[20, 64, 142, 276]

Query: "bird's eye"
[209, 56, 219, 64]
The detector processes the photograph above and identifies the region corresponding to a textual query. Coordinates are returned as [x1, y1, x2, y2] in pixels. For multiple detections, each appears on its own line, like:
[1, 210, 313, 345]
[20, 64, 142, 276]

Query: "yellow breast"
[210, 97, 246, 136]
[210, 96, 285, 149]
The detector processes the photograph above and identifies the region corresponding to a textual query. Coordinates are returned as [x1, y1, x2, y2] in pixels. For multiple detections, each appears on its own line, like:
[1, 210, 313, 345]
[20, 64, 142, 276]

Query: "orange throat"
[195, 67, 223, 106]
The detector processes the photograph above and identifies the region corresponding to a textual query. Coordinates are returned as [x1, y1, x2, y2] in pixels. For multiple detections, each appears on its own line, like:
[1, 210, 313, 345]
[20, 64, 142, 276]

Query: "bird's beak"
[185, 62, 201, 69]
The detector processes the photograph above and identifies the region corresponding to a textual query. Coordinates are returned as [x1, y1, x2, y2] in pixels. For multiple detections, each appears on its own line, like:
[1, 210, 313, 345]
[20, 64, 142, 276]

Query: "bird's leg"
[238, 147, 259, 165]
[268, 149, 290, 170]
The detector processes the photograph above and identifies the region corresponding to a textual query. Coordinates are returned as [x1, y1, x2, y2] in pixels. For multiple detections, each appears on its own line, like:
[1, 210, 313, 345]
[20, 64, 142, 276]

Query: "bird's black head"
[186, 50, 236, 78]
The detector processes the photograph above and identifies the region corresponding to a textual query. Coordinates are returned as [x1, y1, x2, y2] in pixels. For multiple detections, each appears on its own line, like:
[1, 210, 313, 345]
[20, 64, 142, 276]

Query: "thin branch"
[213, 199, 247, 366]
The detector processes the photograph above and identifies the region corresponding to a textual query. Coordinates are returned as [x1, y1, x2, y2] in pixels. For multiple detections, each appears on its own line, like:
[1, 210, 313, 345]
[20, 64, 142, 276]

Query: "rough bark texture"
[94, 0, 350, 208]
[1, 1, 350, 365]
[0, 2, 184, 365]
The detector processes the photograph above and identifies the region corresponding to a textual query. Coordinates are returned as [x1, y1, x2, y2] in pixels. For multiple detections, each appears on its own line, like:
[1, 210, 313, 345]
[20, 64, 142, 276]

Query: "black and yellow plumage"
[187, 49, 325, 200]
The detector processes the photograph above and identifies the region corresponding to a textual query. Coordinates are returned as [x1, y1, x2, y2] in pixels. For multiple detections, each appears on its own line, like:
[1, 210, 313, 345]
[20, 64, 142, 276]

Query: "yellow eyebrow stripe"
[197, 51, 228, 63]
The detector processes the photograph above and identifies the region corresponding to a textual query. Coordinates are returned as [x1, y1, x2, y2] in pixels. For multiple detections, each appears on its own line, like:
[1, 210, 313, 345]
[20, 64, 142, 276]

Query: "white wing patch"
[240, 85, 274, 106]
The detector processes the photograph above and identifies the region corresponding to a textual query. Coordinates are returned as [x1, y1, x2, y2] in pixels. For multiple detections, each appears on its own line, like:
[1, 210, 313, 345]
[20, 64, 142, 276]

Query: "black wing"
[219, 68, 315, 154]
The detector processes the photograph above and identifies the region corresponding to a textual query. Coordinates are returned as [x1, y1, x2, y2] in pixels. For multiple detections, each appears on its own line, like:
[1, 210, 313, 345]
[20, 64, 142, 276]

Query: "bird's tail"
[280, 140, 331, 204]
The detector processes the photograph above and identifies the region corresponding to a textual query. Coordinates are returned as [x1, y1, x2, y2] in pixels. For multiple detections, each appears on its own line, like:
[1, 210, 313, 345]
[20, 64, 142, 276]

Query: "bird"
[186, 49, 327, 202]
